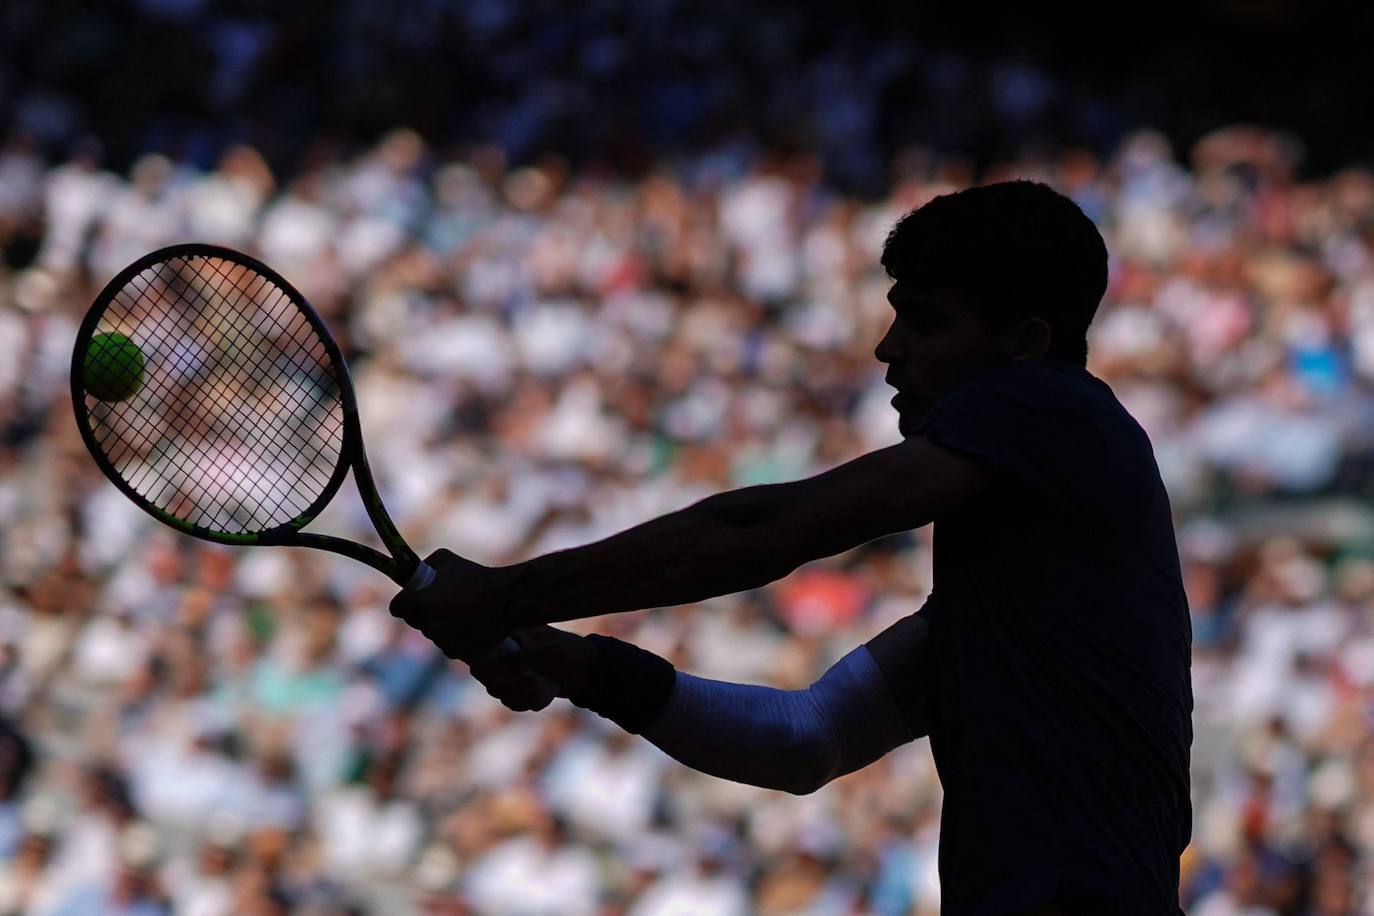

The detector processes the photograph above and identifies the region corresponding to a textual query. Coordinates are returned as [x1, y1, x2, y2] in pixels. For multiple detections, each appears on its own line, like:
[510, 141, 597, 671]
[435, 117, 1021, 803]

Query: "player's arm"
[500, 435, 986, 629]
[391, 435, 982, 661]
[475, 622, 926, 795]
[864, 610, 932, 738]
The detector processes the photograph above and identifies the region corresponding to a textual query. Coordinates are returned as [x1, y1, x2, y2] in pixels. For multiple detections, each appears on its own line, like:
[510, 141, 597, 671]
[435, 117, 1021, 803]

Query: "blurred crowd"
[3, 0, 1203, 200]
[1, 118, 1374, 914]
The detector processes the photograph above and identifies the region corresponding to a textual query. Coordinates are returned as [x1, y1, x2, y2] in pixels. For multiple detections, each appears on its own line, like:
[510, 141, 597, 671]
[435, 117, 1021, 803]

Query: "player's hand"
[389, 548, 513, 662]
[470, 626, 598, 712]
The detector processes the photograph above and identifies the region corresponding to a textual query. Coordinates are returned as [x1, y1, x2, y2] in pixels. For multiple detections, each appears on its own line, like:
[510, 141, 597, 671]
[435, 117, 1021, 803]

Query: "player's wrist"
[565, 635, 677, 734]
[489, 563, 535, 632]
[549, 632, 596, 699]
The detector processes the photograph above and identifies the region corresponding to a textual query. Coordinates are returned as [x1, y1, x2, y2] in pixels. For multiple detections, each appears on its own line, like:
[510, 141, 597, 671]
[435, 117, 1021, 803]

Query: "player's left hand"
[468, 626, 587, 712]
[389, 548, 513, 662]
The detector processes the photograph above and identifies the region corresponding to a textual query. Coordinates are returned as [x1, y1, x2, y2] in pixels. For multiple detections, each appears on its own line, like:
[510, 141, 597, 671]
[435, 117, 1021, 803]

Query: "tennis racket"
[71, 242, 551, 691]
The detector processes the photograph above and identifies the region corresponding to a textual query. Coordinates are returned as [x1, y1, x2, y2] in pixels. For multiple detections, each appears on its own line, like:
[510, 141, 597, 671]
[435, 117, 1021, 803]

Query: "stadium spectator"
[1, 110, 1373, 910]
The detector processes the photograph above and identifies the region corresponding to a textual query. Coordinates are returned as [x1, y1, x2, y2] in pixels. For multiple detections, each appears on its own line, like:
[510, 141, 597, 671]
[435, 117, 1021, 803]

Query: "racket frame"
[72, 243, 422, 586]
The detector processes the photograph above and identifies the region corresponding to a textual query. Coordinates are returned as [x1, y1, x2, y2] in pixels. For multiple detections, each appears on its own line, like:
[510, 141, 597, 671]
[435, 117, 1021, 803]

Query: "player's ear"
[1003, 317, 1051, 361]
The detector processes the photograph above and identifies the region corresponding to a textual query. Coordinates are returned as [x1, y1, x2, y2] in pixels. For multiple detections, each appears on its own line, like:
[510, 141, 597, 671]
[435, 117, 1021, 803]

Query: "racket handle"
[405, 561, 438, 590]
[403, 561, 561, 703]
[405, 561, 519, 654]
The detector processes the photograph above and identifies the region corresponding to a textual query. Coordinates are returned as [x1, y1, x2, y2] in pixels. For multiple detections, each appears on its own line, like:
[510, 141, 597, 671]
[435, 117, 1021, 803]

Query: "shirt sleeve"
[864, 606, 933, 739]
[909, 362, 1110, 512]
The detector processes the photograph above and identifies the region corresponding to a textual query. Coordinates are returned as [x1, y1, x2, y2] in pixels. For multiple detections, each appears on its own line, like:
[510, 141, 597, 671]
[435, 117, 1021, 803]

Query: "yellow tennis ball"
[84, 332, 146, 402]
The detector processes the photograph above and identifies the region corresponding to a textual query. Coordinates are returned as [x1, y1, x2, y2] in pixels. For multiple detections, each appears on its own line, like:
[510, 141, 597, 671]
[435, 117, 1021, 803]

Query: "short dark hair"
[880, 180, 1108, 365]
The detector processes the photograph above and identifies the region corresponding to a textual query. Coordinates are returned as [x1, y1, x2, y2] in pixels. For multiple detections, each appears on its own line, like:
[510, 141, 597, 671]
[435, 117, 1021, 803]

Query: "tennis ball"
[84, 332, 146, 402]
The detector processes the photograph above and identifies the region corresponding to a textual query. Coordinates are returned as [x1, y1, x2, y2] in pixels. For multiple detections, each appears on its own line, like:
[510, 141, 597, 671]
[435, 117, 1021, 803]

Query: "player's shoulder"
[922, 358, 1157, 517]
[961, 359, 1129, 426]
[970, 357, 1107, 395]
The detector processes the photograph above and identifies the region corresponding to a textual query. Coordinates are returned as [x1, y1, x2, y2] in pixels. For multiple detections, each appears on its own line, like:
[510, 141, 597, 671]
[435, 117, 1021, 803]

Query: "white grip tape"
[406, 561, 437, 590]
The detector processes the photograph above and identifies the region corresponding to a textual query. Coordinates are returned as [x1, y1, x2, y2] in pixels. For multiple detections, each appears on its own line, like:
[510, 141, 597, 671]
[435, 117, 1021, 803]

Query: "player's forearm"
[544, 634, 833, 794]
[558, 636, 915, 795]
[641, 676, 840, 795]
[579, 645, 912, 796]
[498, 490, 793, 628]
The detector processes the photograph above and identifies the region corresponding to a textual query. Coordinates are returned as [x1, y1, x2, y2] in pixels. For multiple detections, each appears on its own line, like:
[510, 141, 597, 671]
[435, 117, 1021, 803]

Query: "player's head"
[876, 179, 1108, 433]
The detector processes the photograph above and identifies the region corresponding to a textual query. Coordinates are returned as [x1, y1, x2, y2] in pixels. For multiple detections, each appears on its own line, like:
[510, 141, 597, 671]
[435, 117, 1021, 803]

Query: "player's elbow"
[780, 773, 826, 796]
[779, 760, 838, 796]
[775, 735, 843, 795]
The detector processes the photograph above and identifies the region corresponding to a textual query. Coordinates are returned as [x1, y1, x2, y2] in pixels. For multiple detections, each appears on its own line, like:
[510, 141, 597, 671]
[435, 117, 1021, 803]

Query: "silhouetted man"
[391, 180, 1194, 915]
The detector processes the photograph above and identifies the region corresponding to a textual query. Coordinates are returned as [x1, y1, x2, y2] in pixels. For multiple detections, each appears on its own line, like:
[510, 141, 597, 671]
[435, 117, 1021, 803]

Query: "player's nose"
[875, 325, 900, 364]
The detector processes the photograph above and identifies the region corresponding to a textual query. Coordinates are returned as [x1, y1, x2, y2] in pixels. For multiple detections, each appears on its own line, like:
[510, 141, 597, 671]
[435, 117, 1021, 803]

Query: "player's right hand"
[470, 626, 598, 712]
[390, 548, 513, 662]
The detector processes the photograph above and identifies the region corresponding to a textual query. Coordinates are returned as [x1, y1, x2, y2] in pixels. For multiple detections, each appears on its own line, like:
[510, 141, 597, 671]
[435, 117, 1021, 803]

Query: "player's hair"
[880, 179, 1108, 366]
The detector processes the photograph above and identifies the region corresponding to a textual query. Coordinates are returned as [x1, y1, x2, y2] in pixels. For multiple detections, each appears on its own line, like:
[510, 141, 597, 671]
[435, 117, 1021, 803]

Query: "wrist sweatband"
[565, 634, 677, 734]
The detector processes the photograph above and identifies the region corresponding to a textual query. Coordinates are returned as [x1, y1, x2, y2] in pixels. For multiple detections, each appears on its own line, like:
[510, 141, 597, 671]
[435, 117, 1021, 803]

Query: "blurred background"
[1, 1, 1373, 913]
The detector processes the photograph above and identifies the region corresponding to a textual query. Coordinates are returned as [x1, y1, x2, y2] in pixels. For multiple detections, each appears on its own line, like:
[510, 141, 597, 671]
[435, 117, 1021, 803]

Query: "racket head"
[71, 243, 360, 549]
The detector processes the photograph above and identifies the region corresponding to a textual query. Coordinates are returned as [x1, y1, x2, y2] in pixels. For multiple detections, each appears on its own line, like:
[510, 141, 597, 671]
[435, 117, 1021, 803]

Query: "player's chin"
[893, 400, 929, 437]
[897, 414, 917, 438]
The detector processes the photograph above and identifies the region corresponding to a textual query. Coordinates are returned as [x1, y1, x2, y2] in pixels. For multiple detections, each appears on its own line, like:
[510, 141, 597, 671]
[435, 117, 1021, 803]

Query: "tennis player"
[391, 180, 1194, 916]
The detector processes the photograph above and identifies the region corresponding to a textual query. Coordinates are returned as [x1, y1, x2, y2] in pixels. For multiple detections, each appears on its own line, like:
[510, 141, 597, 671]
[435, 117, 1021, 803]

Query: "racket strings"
[82, 253, 346, 534]
[115, 258, 341, 527]
[126, 263, 336, 493]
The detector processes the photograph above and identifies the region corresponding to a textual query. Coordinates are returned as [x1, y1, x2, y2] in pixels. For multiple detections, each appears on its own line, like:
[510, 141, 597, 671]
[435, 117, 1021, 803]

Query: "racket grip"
[404, 561, 561, 703]
[404, 562, 523, 659]
[405, 561, 438, 590]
